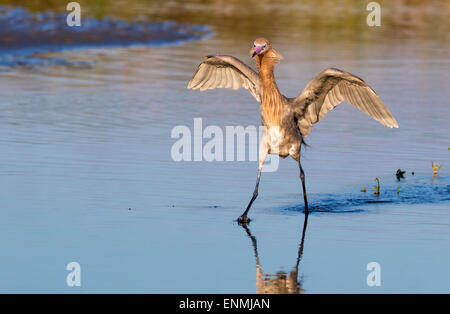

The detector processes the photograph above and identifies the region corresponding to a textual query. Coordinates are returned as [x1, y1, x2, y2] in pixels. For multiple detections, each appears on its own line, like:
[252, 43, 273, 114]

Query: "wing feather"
[203, 66, 217, 91]
[199, 66, 214, 91]
[188, 55, 261, 102]
[225, 68, 233, 89]
[294, 68, 398, 137]
[215, 67, 224, 87]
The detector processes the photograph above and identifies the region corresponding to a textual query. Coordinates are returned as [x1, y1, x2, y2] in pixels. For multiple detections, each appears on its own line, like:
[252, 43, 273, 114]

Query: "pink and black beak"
[252, 45, 264, 58]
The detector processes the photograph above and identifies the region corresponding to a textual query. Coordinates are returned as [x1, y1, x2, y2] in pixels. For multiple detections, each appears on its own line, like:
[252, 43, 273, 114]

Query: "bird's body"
[188, 38, 398, 223]
[256, 48, 299, 160]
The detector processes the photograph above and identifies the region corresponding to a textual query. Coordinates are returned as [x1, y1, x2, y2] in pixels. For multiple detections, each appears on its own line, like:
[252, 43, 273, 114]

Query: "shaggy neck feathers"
[256, 48, 284, 126]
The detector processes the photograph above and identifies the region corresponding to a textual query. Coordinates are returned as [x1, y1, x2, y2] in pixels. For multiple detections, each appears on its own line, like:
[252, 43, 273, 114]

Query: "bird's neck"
[256, 49, 284, 126]
[257, 50, 282, 96]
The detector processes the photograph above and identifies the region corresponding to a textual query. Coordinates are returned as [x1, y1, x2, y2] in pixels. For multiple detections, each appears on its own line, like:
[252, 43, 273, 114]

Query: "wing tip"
[386, 121, 399, 128]
[187, 79, 201, 90]
[187, 84, 199, 90]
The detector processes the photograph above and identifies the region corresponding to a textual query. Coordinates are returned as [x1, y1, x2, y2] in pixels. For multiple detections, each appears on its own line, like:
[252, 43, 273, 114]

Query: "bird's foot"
[237, 215, 251, 226]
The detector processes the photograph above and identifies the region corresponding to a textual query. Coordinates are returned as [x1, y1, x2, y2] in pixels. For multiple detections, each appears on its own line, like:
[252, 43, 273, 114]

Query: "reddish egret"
[188, 38, 398, 224]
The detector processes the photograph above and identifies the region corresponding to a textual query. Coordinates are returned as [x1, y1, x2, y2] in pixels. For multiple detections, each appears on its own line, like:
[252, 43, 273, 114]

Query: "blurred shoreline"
[0, 0, 447, 42]
[0, 5, 210, 68]
[0, 1, 448, 68]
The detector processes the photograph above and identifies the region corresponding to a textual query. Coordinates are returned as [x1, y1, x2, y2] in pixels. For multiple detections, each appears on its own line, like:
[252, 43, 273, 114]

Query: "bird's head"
[250, 38, 271, 58]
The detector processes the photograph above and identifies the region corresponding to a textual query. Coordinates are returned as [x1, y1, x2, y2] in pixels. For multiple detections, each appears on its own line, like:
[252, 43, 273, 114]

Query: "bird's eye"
[263, 44, 266, 48]
[253, 44, 256, 47]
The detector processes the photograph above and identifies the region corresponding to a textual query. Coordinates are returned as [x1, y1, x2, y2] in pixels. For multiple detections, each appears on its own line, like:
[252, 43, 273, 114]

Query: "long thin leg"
[238, 167, 262, 223]
[297, 143, 309, 212]
[298, 160, 309, 212]
[238, 130, 268, 224]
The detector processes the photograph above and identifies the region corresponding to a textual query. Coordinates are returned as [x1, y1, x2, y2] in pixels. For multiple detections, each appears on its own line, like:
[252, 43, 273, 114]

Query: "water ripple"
[0, 6, 211, 69]
[281, 176, 450, 214]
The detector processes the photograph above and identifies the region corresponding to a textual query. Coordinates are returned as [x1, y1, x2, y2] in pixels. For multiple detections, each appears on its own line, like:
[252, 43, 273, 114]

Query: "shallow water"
[0, 6, 210, 68]
[0, 2, 449, 293]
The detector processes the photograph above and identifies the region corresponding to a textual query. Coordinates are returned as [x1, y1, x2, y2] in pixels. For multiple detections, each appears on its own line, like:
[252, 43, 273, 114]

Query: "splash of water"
[282, 176, 450, 214]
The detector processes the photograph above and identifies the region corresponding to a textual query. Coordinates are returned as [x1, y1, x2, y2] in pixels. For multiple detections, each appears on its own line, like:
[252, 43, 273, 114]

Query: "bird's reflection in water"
[240, 212, 309, 294]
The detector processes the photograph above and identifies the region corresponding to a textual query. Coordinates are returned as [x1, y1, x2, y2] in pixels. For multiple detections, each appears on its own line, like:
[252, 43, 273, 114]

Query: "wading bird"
[188, 38, 398, 224]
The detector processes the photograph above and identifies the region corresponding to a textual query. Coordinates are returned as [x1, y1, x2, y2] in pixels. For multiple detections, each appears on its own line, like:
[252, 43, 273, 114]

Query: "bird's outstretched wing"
[293, 68, 398, 137]
[188, 55, 261, 102]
